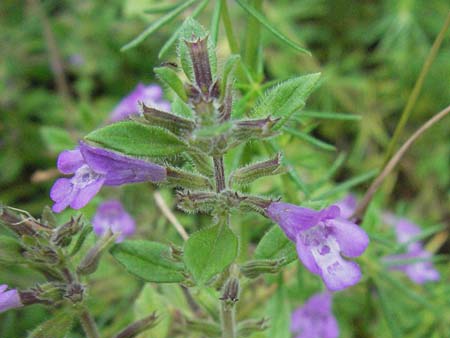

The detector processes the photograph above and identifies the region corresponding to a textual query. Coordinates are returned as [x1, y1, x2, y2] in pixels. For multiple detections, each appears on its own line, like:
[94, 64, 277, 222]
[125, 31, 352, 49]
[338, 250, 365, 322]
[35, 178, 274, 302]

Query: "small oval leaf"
[110, 240, 185, 283]
[85, 121, 188, 158]
[184, 225, 238, 285]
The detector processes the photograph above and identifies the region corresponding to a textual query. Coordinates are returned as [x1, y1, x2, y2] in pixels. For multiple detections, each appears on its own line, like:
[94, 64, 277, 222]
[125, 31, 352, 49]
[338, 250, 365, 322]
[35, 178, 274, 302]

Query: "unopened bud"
[169, 243, 184, 261]
[140, 102, 195, 135]
[114, 312, 159, 338]
[77, 231, 117, 275]
[220, 277, 239, 304]
[185, 36, 213, 97]
[237, 318, 270, 336]
[240, 258, 286, 279]
[233, 116, 280, 142]
[64, 282, 84, 303]
[176, 191, 217, 214]
[167, 167, 213, 190]
[185, 318, 221, 337]
[230, 153, 285, 187]
[51, 215, 83, 247]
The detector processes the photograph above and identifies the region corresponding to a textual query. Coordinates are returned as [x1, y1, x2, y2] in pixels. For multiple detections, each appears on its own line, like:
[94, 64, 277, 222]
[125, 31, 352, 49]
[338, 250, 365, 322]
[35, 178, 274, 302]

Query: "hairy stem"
[214, 156, 226, 192]
[353, 104, 450, 221]
[220, 301, 236, 338]
[80, 309, 100, 338]
[383, 12, 450, 164]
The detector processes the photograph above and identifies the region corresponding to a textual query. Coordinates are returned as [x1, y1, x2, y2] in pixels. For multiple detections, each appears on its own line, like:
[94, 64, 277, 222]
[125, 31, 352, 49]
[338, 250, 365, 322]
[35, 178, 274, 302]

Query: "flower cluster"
[50, 141, 166, 212]
[384, 214, 440, 284]
[109, 83, 171, 122]
[0, 284, 22, 313]
[92, 200, 136, 242]
[291, 292, 338, 338]
[267, 201, 369, 291]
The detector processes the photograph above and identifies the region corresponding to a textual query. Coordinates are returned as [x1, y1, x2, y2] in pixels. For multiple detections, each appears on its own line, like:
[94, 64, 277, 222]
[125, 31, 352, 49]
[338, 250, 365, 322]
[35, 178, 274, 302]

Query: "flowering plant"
[0, 3, 448, 338]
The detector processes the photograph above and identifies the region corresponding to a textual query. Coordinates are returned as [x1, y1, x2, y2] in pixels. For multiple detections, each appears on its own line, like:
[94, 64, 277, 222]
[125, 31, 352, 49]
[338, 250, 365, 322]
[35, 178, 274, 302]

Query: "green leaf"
[0, 235, 24, 264]
[209, 0, 222, 46]
[121, 0, 196, 51]
[134, 285, 170, 338]
[154, 67, 188, 101]
[184, 225, 238, 284]
[110, 240, 185, 283]
[143, 1, 183, 14]
[158, 0, 209, 59]
[265, 278, 290, 338]
[235, 0, 310, 55]
[254, 226, 296, 265]
[27, 310, 73, 338]
[85, 121, 188, 158]
[177, 18, 217, 82]
[283, 126, 336, 152]
[40, 126, 75, 153]
[171, 96, 194, 119]
[249, 73, 321, 129]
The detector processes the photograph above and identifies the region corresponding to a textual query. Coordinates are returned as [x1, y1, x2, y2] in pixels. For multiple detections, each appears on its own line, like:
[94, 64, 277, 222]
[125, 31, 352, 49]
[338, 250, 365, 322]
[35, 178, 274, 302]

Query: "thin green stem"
[383, 12, 450, 164]
[80, 309, 100, 338]
[243, 0, 262, 73]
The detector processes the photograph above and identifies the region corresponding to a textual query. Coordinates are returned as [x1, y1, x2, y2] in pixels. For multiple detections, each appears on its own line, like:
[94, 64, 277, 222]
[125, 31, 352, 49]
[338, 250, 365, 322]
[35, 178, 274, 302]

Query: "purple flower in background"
[50, 141, 166, 212]
[291, 292, 338, 338]
[92, 200, 136, 242]
[267, 202, 369, 291]
[334, 194, 357, 220]
[109, 83, 171, 122]
[0, 284, 22, 313]
[384, 214, 440, 284]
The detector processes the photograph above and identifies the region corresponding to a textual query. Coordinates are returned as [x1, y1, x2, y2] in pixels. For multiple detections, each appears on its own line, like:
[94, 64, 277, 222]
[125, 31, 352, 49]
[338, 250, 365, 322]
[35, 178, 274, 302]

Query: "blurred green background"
[0, 0, 449, 337]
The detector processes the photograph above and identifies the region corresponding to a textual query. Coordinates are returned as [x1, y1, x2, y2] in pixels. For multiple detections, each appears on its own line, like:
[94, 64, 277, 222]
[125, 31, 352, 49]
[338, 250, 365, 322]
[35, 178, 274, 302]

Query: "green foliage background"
[0, 0, 449, 337]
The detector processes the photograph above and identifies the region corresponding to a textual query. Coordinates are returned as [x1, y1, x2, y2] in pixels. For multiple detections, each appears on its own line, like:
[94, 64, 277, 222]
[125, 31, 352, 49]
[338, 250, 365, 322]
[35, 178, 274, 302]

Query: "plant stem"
[214, 156, 226, 192]
[220, 301, 236, 338]
[353, 104, 450, 221]
[243, 0, 262, 73]
[383, 12, 450, 164]
[80, 309, 100, 338]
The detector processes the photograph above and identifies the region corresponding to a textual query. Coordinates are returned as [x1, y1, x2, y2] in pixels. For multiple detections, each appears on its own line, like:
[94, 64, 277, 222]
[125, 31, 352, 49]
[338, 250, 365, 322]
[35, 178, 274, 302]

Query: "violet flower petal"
[70, 176, 105, 210]
[0, 285, 22, 313]
[296, 235, 321, 275]
[79, 141, 167, 183]
[57, 149, 84, 174]
[92, 200, 136, 242]
[331, 217, 369, 257]
[335, 194, 357, 219]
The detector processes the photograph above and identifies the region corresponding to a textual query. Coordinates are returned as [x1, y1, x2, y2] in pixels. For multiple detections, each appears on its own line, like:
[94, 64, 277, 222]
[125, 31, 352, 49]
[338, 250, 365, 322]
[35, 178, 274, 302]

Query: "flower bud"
[140, 102, 195, 136]
[176, 191, 217, 214]
[64, 282, 85, 303]
[230, 153, 285, 187]
[167, 167, 213, 190]
[185, 36, 213, 98]
[76, 231, 117, 275]
[240, 258, 286, 279]
[220, 277, 239, 305]
[237, 318, 269, 336]
[232, 116, 280, 143]
[114, 312, 159, 338]
[0, 284, 23, 313]
[51, 215, 83, 247]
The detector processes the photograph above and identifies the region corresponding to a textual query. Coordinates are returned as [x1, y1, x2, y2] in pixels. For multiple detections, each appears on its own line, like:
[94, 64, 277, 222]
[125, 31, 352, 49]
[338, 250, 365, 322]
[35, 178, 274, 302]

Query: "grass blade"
[121, 0, 197, 52]
[210, 0, 222, 46]
[292, 110, 361, 121]
[315, 169, 378, 199]
[284, 126, 336, 152]
[158, 0, 209, 59]
[235, 0, 310, 55]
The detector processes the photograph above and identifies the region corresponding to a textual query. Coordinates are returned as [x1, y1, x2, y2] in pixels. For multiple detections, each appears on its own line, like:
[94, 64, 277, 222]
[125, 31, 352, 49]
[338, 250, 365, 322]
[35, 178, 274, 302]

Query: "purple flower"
[334, 194, 357, 220]
[50, 141, 166, 212]
[384, 214, 440, 284]
[291, 292, 338, 338]
[109, 83, 171, 122]
[267, 202, 369, 291]
[0, 284, 22, 313]
[92, 200, 136, 242]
